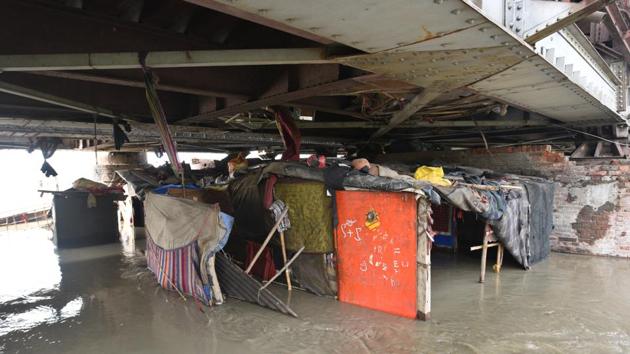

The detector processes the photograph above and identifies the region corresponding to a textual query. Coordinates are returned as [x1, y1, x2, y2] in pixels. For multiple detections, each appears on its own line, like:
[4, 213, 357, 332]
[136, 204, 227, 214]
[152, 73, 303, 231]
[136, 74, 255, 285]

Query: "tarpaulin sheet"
[114, 169, 161, 198]
[144, 193, 233, 303]
[292, 253, 337, 296]
[228, 171, 275, 241]
[488, 188, 530, 268]
[260, 161, 420, 192]
[436, 179, 553, 269]
[274, 180, 334, 253]
[523, 181, 554, 265]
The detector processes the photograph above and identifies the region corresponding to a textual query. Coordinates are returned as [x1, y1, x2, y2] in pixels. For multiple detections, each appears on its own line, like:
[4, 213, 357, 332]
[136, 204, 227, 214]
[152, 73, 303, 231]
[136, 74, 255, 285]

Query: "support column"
[95, 151, 148, 184]
[416, 197, 432, 321]
[95, 151, 149, 243]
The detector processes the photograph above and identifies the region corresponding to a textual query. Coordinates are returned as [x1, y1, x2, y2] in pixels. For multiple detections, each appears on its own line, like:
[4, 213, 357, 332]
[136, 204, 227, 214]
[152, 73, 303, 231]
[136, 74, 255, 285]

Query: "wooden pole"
[208, 256, 224, 304]
[259, 246, 305, 292]
[279, 231, 292, 291]
[494, 244, 504, 273]
[470, 243, 500, 251]
[416, 198, 432, 321]
[479, 225, 490, 283]
[245, 207, 289, 274]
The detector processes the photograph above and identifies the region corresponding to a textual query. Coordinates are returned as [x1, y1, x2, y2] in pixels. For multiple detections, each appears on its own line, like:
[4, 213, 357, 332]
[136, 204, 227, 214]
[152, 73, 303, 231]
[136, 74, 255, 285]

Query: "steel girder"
[197, 0, 625, 126]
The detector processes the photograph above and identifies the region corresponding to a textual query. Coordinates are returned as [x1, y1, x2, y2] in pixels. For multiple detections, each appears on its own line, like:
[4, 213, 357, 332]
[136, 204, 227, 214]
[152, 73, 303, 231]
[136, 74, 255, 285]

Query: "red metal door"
[335, 191, 417, 318]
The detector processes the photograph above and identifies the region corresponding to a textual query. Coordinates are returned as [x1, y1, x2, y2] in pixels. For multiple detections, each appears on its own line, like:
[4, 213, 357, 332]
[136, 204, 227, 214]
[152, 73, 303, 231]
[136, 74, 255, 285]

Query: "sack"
[414, 166, 452, 186]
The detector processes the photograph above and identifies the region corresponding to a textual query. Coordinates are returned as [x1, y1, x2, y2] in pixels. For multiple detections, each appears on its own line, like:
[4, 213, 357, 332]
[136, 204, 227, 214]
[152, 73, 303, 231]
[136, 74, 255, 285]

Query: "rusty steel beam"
[0, 80, 118, 118]
[604, 2, 630, 60]
[292, 119, 550, 129]
[12, 0, 209, 48]
[25, 71, 249, 100]
[0, 117, 346, 147]
[177, 75, 379, 124]
[0, 48, 329, 72]
[183, 0, 334, 45]
[525, 0, 614, 44]
[370, 90, 442, 139]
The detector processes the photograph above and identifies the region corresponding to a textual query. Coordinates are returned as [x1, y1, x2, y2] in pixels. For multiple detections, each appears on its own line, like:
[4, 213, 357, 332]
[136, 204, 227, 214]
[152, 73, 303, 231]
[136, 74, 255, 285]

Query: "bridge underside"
[0, 0, 627, 154]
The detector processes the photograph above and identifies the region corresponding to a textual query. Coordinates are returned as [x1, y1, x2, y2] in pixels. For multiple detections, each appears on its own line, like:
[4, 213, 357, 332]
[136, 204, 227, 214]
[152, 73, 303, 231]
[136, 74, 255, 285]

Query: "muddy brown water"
[1, 227, 630, 353]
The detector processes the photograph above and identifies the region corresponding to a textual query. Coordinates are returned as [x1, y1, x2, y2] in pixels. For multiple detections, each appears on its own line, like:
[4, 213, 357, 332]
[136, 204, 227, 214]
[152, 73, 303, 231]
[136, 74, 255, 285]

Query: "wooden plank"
[416, 197, 431, 321]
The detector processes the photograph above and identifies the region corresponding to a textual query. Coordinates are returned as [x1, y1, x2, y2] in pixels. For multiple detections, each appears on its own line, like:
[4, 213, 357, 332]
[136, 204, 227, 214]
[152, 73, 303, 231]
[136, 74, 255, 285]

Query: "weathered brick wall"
[381, 146, 630, 257]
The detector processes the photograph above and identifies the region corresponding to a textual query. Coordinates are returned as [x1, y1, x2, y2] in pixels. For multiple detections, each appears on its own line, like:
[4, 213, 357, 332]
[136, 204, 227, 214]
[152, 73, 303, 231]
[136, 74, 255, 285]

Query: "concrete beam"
[0, 48, 329, 72]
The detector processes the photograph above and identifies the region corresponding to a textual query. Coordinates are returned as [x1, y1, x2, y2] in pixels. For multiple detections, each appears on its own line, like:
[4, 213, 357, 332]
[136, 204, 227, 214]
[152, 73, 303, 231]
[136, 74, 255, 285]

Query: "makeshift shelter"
[43, 178, 126, 248]
[112, 156, 554, 320]
[221, 160, 554, 320]
[144, 193, 233, 305]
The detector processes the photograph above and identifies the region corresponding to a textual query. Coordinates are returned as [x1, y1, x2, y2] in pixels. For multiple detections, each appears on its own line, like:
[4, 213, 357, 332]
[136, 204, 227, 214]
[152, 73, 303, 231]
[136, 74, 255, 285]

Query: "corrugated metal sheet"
[215, 252, 298, 318]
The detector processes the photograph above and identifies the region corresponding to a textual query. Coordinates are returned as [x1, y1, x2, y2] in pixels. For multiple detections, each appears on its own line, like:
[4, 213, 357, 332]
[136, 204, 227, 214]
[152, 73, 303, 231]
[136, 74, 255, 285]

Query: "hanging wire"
[552, 123, 630, 147]
[472, 116, 492, 155]
[93, 112, 98, 165]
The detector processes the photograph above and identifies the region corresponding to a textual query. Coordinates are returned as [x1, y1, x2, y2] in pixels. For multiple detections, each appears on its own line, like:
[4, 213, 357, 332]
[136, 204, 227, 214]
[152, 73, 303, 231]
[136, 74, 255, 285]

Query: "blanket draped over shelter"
[434, 174, 554, 269]
[145, 193, 233, 304]
[254, 161, 554, 269]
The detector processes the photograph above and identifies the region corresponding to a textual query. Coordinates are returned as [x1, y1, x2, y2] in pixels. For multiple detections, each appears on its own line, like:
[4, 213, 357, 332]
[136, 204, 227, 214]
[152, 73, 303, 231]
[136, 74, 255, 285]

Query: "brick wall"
[381, 146, 630, 257]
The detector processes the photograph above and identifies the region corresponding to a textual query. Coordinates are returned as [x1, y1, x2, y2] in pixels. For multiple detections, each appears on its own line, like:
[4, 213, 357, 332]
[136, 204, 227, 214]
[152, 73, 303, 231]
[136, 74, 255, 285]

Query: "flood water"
[1, 227, 630, 353]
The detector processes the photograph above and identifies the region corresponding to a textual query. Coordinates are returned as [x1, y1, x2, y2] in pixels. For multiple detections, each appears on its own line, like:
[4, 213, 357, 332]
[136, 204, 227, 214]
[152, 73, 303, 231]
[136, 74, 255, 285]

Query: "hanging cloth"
[273, 107, 301, 161]
[262, 107, 302, 208]
[139, 53, 182, 174]
[113, 118, 131, 150]
[30, 138, 61, 178]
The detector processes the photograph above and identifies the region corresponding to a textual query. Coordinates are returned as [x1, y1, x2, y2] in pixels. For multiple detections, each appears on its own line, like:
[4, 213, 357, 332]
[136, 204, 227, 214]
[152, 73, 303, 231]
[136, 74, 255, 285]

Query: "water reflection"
[0, 227, 87, 338]
[2, 224, 630, 353]
[0, 227, 61, 303]
[0, 297, 83, 337]
[59, 297, 83, 319]
[0, 306, 57, 337]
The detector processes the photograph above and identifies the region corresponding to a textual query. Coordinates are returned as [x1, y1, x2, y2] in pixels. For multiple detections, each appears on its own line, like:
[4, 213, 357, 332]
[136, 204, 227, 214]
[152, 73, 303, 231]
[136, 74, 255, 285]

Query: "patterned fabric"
[269, 199, 291, 233]
[274, 181, 334, 253]
[146, 236, 210, 304]
[144, 193, 235, 305]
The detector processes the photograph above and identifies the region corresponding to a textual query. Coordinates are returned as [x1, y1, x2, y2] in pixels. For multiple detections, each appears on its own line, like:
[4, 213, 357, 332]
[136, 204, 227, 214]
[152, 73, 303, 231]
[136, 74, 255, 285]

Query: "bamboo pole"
[259, 246, 305, 292]
[479, 225, 490, 283]
[279, 231, 292, 291]
[245, 207, 289, 274]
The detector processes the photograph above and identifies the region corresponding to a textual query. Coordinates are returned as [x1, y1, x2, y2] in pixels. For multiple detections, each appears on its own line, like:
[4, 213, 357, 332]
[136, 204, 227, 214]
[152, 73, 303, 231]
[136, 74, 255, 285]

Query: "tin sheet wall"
[335, 191, 417, 319]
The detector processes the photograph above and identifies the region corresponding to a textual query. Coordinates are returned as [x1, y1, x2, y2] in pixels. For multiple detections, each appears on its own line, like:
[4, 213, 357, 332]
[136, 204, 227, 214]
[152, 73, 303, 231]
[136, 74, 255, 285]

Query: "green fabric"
[274, 180, 333, 253]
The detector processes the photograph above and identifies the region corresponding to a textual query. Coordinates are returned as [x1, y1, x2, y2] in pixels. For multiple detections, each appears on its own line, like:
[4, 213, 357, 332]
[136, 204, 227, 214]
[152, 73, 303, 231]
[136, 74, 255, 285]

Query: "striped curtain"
[146, 236, 210, 304]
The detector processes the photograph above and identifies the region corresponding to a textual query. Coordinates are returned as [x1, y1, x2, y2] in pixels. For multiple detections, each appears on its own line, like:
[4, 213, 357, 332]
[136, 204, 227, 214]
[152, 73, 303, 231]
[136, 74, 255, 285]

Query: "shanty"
[0, 0, 629, 353]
